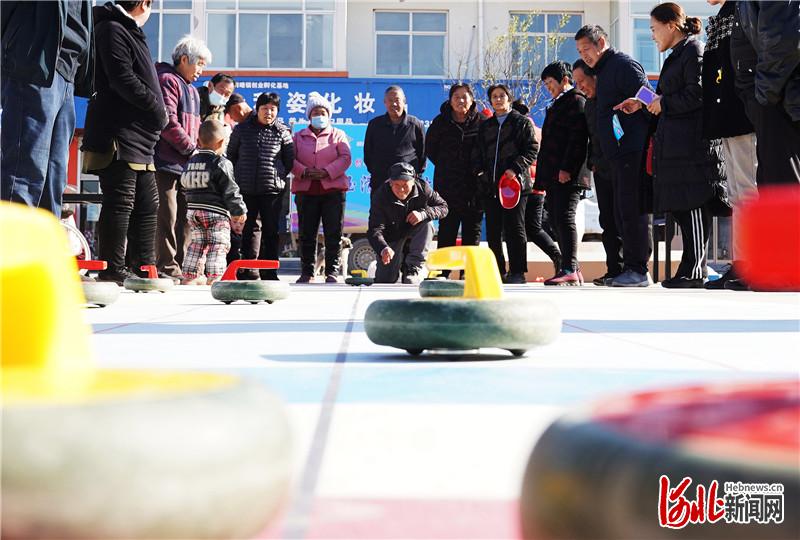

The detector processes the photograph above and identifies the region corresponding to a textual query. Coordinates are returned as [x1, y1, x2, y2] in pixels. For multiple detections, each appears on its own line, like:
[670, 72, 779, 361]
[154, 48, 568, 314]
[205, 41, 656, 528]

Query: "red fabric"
[646, 136, 654, 176]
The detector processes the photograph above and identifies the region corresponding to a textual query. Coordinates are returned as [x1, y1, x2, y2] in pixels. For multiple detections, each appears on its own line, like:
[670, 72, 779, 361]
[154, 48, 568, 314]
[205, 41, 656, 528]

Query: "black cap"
[388, 162, 415, 182]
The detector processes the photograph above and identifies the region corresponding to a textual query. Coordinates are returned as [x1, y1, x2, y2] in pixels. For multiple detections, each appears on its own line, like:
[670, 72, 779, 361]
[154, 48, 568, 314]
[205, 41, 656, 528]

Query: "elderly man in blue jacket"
[1, 0, 94, 218]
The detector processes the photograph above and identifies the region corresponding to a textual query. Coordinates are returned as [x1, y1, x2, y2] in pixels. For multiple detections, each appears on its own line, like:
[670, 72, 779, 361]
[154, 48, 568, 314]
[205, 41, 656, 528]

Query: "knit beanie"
[306, 92, 332, 118]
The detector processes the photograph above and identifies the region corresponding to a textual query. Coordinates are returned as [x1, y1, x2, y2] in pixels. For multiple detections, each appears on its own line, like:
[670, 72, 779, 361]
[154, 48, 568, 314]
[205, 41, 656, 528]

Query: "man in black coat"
[1, 0, 94, 218]
[703, 0, 758, 291]
[731, 1, 800, 186]
[573, 59, 624, 285]
[368, 162, 448, 284]
[82, 0, 168, 284]
[364, 86, 426, 191]
[575, 24, 653, 287]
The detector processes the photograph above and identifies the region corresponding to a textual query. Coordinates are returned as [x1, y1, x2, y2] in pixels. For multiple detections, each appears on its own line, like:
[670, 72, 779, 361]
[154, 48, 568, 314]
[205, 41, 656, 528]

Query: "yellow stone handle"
[350, 269, 367, 277]
[426, 246, 504, 299]
[1, 202, 234, 404]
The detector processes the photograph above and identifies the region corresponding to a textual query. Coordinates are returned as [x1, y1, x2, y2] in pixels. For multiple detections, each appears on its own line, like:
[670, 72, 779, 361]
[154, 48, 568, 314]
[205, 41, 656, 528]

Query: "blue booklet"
[635, 85, 658, 106]
[612, 113, 625, 141]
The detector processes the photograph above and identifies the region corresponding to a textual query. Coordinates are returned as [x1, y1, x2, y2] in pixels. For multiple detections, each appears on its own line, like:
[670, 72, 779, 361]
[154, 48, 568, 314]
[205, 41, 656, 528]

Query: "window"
[510, 12, 583, 78]
[205, 0, 335, 69]
[375, 12, 447, 77]
[143, 0, 193, 63]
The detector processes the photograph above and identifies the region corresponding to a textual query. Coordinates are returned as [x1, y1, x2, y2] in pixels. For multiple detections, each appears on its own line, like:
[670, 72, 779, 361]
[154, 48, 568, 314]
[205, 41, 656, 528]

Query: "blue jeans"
[1, 72, 76, 217]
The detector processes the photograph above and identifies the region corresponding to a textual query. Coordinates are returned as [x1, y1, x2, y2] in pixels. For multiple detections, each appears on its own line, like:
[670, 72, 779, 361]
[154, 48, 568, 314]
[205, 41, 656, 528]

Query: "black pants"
[375, 222, 434, 283]
[743, 98, 800, 187]
[437, 205, 483, 248]
[242, 192, 283, 279]
[295, 191, 345, 277]
[594, 169, 624, 277]
[610, 152, 653, 275]
[97, 160, 158, 273]
[525, 192, 561, 267]
[547, 184, 583, 272]
[672, 205, 711, 280]
[227, 219, 260, 264]
[485, 194, 528, 276]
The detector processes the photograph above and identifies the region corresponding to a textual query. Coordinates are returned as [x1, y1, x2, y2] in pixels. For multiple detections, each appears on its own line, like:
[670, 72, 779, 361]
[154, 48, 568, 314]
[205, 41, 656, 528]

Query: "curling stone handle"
[77, 260, 107, 271]
[220, 260, 281, 281]
[426, 246, 504, 300]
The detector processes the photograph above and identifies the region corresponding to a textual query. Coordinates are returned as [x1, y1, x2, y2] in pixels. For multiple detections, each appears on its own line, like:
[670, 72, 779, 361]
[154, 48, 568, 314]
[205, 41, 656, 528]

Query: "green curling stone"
[365, 246, 561, 356]
[81, 281, 121, 307]
[1, 209, 292, 539]
[211, 280, 290, 304]
[365, 297, 560, 356]
[419, 278, 465, 298]
[520, 380, 800, 540]
[123, 276, 174, 293]
[345, 269, 373, 286]
[3, 374, 293, 540]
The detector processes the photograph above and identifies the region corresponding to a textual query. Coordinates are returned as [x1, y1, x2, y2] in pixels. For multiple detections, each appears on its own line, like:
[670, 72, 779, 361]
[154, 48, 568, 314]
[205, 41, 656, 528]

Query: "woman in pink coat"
[292, 92, 352, 283]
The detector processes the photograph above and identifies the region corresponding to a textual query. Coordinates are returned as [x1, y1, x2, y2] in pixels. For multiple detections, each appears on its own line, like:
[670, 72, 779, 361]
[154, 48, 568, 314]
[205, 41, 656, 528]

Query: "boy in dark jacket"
[181, 120, 246, 285]
[368, 162, 448, 284]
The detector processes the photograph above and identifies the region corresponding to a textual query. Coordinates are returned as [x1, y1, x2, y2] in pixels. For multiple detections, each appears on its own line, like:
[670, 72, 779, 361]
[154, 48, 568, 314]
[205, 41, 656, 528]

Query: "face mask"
[208, 89, 228, 107]
[310, 115, 329, 129]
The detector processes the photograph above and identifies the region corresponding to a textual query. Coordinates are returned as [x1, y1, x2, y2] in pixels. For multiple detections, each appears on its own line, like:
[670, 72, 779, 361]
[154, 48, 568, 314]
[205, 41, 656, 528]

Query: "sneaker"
[238, 269, 260, 280]
[505, 272, 527, 284]
[610, 270, 652, 287]
[660, 276, 704, 289]
[592, 273, 618, 287]
[296, 274, 313, 283]
[158, 271, 182, 284]
[260, 270, 279, 281]
[705, 266, 737, 290]
[325, 275, 339, 283]
[181, 275, 207, 286]
[724, 277, 751, 291]
[577, 269, 585, 285]
[206, 276, 221, 285]
[401, 270, 421, 285]
[544, 270, 581, 286]
[97, 267, 138, 285]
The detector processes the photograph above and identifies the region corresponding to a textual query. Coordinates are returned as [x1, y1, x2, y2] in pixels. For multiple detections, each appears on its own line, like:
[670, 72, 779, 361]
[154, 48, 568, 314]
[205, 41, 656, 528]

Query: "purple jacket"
[154, 62, 200, 174]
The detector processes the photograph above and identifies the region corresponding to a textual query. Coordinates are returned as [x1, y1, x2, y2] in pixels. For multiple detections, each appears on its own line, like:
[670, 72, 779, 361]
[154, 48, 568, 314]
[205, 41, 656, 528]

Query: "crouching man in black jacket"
[368, 162, 448, 284]
[180, 119, 247, 285]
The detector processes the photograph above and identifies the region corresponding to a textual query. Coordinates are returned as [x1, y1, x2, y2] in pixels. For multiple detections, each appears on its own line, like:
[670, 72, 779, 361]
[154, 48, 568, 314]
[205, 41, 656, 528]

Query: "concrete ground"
[86, 276, 799, 539]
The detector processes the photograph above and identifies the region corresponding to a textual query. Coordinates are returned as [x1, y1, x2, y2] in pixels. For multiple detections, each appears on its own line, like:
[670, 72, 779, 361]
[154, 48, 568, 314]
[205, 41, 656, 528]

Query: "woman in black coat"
[473, 84, 539, 283]
[617, 2, 726, 288]
[227, 92, 295, 280]
[425, 83, 485, 256]
[537, 61, 590, 286]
